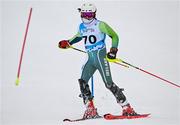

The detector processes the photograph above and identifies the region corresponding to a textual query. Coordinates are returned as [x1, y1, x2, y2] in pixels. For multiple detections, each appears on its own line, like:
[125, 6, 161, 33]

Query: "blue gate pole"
[91, 75, 94, 97]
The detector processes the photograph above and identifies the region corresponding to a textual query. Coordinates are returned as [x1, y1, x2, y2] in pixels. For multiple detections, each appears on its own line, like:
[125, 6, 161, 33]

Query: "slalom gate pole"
[16, 8, 33, 86]
[91, 76, 94, 97]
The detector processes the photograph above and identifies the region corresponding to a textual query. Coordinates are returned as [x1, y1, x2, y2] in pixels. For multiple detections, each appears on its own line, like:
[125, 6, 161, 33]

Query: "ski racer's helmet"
[78, 3, 97, 24]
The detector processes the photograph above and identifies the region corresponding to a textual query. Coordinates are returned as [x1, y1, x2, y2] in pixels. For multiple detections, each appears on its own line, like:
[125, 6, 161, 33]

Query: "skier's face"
[81, 12, 95, 20]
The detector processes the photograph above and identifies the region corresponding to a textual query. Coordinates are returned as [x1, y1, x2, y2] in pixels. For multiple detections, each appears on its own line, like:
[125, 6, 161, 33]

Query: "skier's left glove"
[107, 47, 118, 59]
[58, 40, 70, 49]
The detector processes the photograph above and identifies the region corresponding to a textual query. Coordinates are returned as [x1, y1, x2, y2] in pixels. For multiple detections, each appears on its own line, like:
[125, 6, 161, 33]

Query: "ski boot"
[122, 104, 139, 116]
[83, 100, 100, 119]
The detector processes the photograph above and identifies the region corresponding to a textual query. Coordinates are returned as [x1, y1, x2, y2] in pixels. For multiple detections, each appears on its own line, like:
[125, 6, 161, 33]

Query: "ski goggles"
[81, 12, 95, 18]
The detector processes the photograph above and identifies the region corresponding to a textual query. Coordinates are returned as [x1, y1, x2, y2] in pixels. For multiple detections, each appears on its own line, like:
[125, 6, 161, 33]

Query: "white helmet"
[80, 3, 97, 13]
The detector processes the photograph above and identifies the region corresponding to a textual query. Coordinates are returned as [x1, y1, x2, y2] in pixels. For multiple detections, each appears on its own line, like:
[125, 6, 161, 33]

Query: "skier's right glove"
[107, 47, 118, 59]
[58, 40, 70, 49]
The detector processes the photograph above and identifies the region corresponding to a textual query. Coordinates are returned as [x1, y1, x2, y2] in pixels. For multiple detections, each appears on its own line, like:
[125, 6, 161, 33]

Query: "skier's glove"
[107, 47, 118, 59]
[58, 40, 70, 49]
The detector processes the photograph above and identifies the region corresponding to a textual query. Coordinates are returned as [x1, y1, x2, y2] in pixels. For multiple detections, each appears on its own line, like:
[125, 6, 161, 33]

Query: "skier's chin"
[81, 18, 94, 24]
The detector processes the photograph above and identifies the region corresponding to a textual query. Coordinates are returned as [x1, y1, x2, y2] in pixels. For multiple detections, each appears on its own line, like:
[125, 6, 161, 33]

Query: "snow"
[1, 1, 180, 125]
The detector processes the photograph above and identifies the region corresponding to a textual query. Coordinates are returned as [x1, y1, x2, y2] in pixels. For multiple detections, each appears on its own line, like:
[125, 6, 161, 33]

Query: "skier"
[59, 3, 138, 119]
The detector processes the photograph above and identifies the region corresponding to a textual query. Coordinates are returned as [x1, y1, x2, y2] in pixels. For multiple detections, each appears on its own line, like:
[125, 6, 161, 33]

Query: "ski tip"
[104, 113, 112, 119]
[63, 119, 71, 122]
[145, 113, 151, 117]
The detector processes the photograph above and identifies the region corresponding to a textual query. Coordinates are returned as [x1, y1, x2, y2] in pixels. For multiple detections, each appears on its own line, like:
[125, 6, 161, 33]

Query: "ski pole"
[62, 46, 179, 88]
[69, 46, 129, 68]
[69, 46, 86, 53]
[16, 8, 33, 86]
[105, 56, 129, 68]
[120, 59, 180, 89]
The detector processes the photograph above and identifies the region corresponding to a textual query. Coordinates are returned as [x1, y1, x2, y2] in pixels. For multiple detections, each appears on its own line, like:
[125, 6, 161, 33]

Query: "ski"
[63, 115, 102, 122]
[104, 113, 150, 120]
[63, 113, 150, 122]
